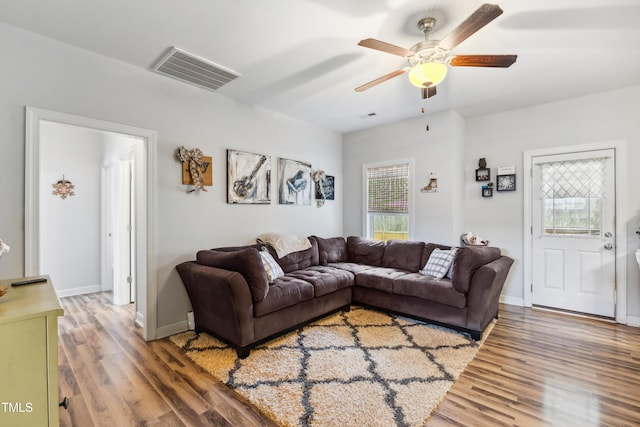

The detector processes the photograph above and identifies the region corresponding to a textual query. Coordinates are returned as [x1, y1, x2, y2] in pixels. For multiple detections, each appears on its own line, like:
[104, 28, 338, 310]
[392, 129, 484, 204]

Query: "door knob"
[604, 243, 613, 250]
[604, 232, 612, 238]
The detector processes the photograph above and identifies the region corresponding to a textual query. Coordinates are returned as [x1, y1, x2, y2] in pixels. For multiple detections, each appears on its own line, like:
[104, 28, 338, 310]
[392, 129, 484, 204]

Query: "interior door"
[531, 149, 616, 317]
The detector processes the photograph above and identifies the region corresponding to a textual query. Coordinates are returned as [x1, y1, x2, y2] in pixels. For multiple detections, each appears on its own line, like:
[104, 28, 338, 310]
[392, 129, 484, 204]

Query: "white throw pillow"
[259, 248, 284, 283]
[421, 248, 457, 279]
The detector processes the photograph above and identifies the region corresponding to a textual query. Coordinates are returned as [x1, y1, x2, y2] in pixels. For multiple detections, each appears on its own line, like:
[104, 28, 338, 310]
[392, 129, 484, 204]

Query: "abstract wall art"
[278, 158, 311, 205]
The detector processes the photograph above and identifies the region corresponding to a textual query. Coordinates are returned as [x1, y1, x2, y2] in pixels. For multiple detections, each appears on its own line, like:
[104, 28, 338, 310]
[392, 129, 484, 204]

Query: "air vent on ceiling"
[151, 47, 241, 91]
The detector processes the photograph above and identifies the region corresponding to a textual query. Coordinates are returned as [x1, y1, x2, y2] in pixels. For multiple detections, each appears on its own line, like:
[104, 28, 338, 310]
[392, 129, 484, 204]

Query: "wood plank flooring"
[58, 293, 640, 426]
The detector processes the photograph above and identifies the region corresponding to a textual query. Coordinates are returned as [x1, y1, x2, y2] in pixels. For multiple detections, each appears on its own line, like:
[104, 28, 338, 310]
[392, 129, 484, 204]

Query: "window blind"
[367, 163, 409, 214]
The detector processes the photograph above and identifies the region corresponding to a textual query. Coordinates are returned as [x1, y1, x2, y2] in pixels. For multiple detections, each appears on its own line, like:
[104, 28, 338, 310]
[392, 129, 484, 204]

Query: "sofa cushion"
[259, 248, 285, 282]
[328, 262, 375, 275]
[253, 276, 315, 317]
[313, 236, 348, 265]
[450, 246, 502, 293]
[393, 274, 466, 308]
[347, 236, 385, 266]
[382, 240, 425, 272]
[421, 248, 457, 279]
[196, 248, 269, 302]
[287, 266, 354, 297]
[419, 243, 452, 272]
[261, 238, 320, 273]
[355, 267, 409, 293]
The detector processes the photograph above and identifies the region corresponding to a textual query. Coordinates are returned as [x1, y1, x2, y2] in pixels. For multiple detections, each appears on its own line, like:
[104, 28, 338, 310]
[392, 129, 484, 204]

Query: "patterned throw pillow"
[259, 248, 284, 283]
[421, 248, 457, 279]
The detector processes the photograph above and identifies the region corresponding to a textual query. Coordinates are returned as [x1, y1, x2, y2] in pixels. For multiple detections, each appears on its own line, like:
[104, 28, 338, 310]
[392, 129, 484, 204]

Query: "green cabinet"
[0, 277, 64, 427]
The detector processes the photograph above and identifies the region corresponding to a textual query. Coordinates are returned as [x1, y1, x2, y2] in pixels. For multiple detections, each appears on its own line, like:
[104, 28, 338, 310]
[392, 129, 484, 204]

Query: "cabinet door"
[0, 317, 49, 426]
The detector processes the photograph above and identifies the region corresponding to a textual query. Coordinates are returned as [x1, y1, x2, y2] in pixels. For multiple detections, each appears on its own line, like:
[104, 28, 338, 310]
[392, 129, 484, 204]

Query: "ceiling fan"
[355, 3, 517, 99]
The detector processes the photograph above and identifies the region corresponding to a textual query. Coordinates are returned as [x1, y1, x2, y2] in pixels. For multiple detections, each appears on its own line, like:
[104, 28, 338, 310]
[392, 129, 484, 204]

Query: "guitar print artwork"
[233, 155, 267, 198]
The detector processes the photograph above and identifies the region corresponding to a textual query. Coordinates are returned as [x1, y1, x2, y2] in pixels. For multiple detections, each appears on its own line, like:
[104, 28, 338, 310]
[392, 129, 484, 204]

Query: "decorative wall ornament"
[421, 172, 438, 193]
[227, 150, 271, 204]
[0, 238, 10, 258]
[318, 175, 334, 202]
[176, 146, 210, 193]
[278, 158, 311, 205]
[496, 165, 516, 192]
[52, 175, 75, 199]
[312, 169, 326, 207]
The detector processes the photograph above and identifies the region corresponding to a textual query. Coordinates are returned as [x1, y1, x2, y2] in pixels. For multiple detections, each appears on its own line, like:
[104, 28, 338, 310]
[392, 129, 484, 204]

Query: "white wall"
[0, 23, 343, 335]
[39, 121, 102, 296]
[465, 87, 640, 318]
[344, 86, 640, 320]
[343, 109, 466, 245]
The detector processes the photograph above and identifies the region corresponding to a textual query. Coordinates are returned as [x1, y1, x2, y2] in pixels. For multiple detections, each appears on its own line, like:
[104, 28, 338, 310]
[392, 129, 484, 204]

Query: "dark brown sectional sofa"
[176, 236, 514, 358]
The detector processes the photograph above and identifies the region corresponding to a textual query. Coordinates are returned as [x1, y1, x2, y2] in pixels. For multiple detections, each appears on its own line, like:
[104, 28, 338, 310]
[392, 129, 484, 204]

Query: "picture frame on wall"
[496, 174, 516, 191]
[482, 187, 493, 197]
[227, 149, 271, 204]
[316, 175, 335, 201]
[278, 158, 312, 205]
[475, 168, 490, 181]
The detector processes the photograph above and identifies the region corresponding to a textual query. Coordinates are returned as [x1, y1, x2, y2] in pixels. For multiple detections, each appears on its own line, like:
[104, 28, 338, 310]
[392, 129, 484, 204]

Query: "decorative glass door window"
[539, 158, 606, 237]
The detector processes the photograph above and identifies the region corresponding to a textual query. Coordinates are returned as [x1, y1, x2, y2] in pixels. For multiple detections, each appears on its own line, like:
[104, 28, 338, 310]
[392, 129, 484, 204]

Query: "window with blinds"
[365, 162, 410, 241]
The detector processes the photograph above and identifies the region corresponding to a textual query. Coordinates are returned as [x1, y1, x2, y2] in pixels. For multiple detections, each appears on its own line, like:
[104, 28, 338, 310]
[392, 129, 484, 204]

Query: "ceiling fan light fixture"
[408, 62, 447, 88]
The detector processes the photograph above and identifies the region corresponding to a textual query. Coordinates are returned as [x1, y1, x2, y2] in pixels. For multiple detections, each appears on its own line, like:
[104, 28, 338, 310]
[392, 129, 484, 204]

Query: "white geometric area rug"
[169, 306, 492, 427]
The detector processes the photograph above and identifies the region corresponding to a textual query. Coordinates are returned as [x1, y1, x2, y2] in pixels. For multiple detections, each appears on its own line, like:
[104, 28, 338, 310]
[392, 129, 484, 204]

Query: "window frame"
[362, 158, 415, 241]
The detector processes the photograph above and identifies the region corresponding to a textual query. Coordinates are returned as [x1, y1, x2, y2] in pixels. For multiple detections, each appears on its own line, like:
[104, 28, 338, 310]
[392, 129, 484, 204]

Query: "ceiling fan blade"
[449, 54, 517, 68]
[439, 4, 504, 51]
[358, 38, 412, 57]
[422, 86, 437, 99]
[355, 69, 407, 92]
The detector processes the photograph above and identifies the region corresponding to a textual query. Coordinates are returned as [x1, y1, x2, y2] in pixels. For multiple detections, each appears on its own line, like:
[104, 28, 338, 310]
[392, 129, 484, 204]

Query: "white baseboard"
[500, 294, 524, 306]
[55, 284, 102, 298]
[135, 311, 144, 328]
[627, 315, 640, 327]
[156, 319, 189, 339]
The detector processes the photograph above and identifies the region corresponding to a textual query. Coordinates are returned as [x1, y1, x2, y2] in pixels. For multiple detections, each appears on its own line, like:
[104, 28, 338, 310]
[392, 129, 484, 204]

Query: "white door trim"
[523, 140, 627, 324]
[25, 107, 158, 340]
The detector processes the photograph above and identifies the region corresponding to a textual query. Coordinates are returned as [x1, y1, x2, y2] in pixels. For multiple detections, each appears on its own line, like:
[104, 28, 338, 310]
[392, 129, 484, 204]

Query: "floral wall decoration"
[176, 146, 211, 193]
[52, 175, 75, 199]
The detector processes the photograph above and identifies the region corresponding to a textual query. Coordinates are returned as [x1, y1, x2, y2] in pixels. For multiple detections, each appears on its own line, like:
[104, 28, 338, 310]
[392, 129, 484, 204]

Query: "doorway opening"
[25, 107, 158, 340]
[523, 141, 628, 325]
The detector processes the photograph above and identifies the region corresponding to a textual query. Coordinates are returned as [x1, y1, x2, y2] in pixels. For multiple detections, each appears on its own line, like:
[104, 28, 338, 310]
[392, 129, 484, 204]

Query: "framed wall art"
[278, 158, 312, 205]
[227, 149, 271, 204]
[316, 175, 335, 201]
[496, 174, 516, 191]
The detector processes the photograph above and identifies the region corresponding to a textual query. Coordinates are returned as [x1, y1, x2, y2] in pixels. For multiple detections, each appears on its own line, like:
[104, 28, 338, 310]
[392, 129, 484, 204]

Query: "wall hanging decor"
[482, 184, 493, 197]
[475, 158, 490, 182]
[312, 169, 327, 207]
[52, 175, 75, 199]
[176, 146, 211, 193]
[227, 150, 271, 204]
[319, 175, 335, 201]
[421, 172, 438, 193]
[496, 165, 516, 191]
[278, 158, 311, 205]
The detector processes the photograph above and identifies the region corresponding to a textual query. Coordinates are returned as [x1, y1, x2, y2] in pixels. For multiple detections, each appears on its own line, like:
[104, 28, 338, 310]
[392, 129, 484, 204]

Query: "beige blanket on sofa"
[257, 233, 312, 258]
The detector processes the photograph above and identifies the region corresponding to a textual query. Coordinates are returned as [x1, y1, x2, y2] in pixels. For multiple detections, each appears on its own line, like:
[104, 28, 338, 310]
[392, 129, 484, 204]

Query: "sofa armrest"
[465, 256, 514, 333]
[176, 261, 255, 347]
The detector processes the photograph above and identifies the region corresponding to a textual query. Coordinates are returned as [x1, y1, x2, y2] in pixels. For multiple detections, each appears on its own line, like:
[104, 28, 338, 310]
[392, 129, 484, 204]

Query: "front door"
[531, 149, 616, 317]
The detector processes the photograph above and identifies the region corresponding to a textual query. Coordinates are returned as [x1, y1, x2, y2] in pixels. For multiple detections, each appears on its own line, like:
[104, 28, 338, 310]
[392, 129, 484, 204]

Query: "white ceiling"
[2, 0, 640, 133]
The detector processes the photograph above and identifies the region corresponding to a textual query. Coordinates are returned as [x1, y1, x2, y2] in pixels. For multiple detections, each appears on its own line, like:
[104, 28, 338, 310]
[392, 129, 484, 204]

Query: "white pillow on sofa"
[259, 248, 284, 282]
[421, 248, 457, 279]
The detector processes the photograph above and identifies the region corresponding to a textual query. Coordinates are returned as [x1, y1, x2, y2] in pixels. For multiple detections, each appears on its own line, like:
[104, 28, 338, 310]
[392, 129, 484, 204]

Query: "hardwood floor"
[58, 293, 640, 426]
